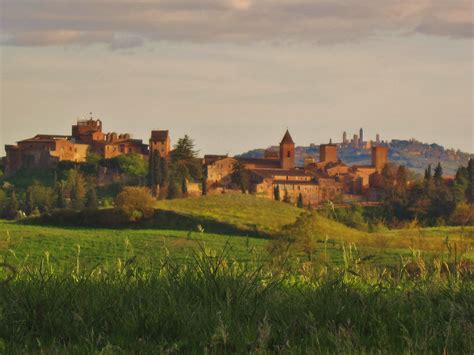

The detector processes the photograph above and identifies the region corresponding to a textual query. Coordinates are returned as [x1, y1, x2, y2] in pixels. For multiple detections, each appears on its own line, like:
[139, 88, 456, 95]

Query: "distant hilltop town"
[241, 128, 471, 176]
[2, 117, 393, 206]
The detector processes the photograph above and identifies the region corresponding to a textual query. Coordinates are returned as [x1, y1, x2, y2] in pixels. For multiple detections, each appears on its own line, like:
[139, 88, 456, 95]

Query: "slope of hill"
[239, 139, 472, 175]
[156, 193, 365, 238]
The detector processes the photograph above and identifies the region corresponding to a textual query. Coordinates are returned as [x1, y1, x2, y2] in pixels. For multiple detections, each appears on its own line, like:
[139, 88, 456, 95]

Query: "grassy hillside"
[0, 221, 267, 270]
[156, 193, 303, 235]
[1, 195, 473, 352]
[1, 194, 473, 272]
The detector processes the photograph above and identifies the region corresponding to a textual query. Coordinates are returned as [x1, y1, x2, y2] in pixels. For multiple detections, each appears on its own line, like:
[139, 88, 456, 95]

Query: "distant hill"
[238, 138, 472, 176]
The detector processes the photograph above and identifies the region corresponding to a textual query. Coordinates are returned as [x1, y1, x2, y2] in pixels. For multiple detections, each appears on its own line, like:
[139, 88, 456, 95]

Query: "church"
[204, 130, 388, 206]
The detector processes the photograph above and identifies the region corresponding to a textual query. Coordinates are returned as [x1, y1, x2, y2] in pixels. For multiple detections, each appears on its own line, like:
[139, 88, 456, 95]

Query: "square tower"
[150, 130, 171, 158]
[372, 146, 388, 172]
[279, 130, 295, 169]
[320, 144, 338, 164]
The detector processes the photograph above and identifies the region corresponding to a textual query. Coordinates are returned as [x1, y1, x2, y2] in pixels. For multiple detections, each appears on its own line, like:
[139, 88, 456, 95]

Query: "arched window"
[287, 151, 291, 158]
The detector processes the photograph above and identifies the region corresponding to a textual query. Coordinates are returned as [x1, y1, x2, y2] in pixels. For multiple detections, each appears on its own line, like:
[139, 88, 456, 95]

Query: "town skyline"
[1, 1, 472, 155]
[0, 114, 471, 158]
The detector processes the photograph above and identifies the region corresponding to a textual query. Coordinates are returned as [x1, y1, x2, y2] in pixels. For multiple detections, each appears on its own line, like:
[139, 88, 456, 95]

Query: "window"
[287, 151, 291, 158]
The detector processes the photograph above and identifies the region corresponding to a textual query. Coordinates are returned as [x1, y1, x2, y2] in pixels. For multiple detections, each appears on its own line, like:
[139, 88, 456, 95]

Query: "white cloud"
[0, 0, 471, 47]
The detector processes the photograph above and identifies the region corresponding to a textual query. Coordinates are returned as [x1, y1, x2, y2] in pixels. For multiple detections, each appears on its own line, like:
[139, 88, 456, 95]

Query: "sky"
[1, 0, 472, 156]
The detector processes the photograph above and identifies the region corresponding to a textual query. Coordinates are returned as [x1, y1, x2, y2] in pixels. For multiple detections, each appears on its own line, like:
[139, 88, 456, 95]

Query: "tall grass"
[1, 242, 473, 353]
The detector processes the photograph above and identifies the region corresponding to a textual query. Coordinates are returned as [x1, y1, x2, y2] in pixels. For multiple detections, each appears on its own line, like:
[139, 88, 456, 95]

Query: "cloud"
[0, 0, 471, 47]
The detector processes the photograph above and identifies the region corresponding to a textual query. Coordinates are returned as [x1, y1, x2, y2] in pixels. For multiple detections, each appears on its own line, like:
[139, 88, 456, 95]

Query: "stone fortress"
[3, 117, 388, 205]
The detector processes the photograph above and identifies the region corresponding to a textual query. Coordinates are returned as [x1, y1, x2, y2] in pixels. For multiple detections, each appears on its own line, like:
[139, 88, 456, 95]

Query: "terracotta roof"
[351, 165, 376, 170]
[325, 161, 347, 169]
[151, 130, 169, 141]
[273, 180, 319, 186]
[236, 157, 281, 167]
[251, 168, 315, 178]
[18, 134, 71, 143]
[204, 155, 229, 165]
[280, 130, 295, 145]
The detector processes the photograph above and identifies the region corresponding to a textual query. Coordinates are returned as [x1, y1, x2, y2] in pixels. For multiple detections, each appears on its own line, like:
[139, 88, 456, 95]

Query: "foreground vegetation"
[1, 244, 473, 353]
[1, 194, 473, 352]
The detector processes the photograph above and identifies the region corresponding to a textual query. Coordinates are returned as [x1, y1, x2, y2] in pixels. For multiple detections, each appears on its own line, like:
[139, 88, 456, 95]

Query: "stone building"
[72, 118, 148, 158]
[204, 130, 344, 206]
[149, 130, 171, 159]
[4, 135, 89, 175]
[4, 117, 149, 175]
[206, 155, 236, 187]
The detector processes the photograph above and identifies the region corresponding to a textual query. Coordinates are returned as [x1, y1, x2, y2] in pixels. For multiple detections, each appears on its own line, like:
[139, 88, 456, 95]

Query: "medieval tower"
[279, 130, 295, 169]
[149, 130, 171, 158]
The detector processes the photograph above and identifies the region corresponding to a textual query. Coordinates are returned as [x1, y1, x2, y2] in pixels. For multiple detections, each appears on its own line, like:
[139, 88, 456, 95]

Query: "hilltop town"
[241, 128, 471, 176]
[1, 117, 393, 206]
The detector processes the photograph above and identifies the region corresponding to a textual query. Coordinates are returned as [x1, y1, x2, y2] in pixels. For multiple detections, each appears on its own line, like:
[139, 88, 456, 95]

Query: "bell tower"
[279, 130, 295, 169]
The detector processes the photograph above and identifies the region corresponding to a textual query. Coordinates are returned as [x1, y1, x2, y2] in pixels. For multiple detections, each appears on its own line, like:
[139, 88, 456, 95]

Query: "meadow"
[1, 194, 473, 352]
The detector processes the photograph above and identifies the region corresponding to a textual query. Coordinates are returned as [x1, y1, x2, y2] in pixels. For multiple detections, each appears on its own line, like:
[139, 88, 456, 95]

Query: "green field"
[1, 194, 473, 353]
[1, 194, 473, 271]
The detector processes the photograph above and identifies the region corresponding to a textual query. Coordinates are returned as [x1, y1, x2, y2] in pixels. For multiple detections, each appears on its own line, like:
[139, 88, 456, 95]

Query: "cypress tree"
[424, 165, 432, 181]
[53, 171, 58, 189]
[25, 189, 35, 215]
[181, 177, 188, 195]
[148, 150, 155, 188]
[56, 183, 67, 209]
[7, 191, 19, 219]
[274, 185, 281, 201]
[297, 193, 304, 208]
[71, 171, 86, 210]
[202, 177, 208, 196]
[434, 163, 443, 185]
[154, 151, 163, 186]
[167, 181, 179, 200]
[85, 186, 98, 209]
[160, 157, 169, 188]
[467, 158, 474, 203]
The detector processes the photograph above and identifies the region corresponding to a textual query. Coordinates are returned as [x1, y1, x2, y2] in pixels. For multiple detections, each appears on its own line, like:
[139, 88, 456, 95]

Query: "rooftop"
[151, 130, 170, 141]
[280, 130, 295, 145]
[236, 157, 281, 167]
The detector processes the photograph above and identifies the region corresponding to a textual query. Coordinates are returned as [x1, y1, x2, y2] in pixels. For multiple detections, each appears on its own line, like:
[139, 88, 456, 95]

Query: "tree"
[450, 202, 474, 227]
[424, 165, 432, 182]
[27, 181, 54, 213]
[85, 185, 98, 209]
[148, 150, 163, 195]
[25, 189, 35, 215]
[115, 186, 155, 221]
[148, 150, 155, 188]
[268, 212, 319, 260]
[274, 185, 281, 201]
[160, 157, 169, 188]
[167, 181, 180, 200]
[297, 193, 304, 208]
[171, 135, 198, 162]
[169, 135, 202, 183]
[0, 189, 7, 217]
[116, 153, 148, 184]
[231, 161, 250, 193]
[55, 182, 67, 209]
[202, 177, 208, 196]
[181, 177, 188, 196]
[433, 163, 443, 185]
[467, 158, 474, 203]
[68, 170, 86, 210]
[452, 172, 468, 206]
[6, 191, 19, 219]
[283, 189, 290, 203]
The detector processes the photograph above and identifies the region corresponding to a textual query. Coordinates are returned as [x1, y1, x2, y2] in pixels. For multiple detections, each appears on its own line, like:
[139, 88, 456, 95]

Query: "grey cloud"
[0, 0, 471, 47]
